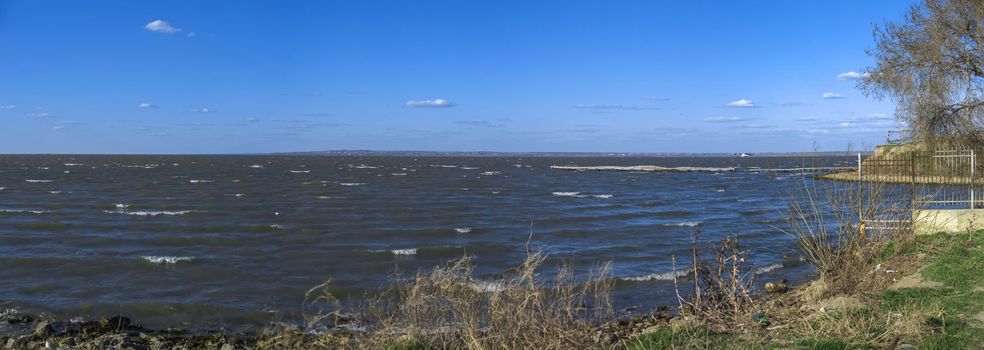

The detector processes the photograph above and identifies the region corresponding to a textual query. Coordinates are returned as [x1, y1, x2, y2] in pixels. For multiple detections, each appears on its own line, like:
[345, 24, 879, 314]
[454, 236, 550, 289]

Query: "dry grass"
[298, 238, 615, 350]
[782, 176, 914, 296]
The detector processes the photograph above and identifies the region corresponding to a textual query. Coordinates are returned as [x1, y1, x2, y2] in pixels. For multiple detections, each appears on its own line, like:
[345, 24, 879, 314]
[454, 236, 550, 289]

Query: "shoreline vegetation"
[2, 229, 982, 349]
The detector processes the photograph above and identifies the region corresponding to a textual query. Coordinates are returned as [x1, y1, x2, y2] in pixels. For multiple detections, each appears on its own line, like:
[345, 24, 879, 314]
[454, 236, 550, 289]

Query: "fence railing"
[857, 149, 982, 235]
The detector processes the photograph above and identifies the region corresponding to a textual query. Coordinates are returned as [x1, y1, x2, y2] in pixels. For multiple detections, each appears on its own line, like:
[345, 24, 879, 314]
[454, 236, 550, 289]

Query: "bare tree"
[862, 0, 984, 147]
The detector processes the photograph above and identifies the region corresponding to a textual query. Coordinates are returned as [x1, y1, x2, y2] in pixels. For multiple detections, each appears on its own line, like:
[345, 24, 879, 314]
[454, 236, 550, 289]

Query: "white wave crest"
[469, 281, 505, 293]
[189, 179, 214, 183]
[0, 209, 49, 214]
[104, 210, 194, 216]
[25, 179, 53, 183]
[391, 248, 417, 256]
[288, 170, 311, 173]
[480, 171, 500, 176]
[339, 182, 366, 186]
[454, 227, 472, 234]
[662, 221, 702, 227]
[249, 165, 264, 168]
[431, 165, 458, 168]
[754, 263, 783, 274]
[391, 173, 408, 176]
[143, 256, 194, 264]
[621, 269, 689, 282]
[552, 191, 581, 197]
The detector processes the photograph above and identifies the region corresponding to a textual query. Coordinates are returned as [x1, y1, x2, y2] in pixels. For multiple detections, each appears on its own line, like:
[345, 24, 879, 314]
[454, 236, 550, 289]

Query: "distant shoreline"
[0, 151, 868, 157]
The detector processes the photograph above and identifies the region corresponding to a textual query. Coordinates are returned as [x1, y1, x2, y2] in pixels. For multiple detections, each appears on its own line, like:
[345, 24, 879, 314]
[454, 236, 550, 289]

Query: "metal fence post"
[972, 150, 976, 209]
[857, 153, 863, 224]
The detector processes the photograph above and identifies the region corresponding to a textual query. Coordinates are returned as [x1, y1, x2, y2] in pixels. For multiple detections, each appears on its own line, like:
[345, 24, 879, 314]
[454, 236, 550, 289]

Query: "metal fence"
[858, 149, 982, 234]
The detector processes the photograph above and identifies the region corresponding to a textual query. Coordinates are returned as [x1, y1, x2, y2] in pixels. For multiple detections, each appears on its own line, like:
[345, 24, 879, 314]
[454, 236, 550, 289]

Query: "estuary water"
[0, 155, 853, 328]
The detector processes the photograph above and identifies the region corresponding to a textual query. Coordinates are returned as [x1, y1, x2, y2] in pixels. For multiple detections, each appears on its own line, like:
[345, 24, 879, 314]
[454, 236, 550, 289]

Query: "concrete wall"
[913, 209, 984, 234]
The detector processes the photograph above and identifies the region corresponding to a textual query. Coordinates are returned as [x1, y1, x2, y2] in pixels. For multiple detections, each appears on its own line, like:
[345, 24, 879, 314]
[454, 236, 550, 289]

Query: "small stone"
[896, 344, 917, 350]
[220, 343, 235, 350]
[764, 281, 787, 293]
[5, 338, 15, 349]
[34, 321, 54, 337]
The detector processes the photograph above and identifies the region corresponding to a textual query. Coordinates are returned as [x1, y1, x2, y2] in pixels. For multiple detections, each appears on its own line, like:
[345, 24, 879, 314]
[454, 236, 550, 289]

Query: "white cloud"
[733, 123, 771, 129]
[27, 112, 51, 118]
[190, 108, 217, 113]
[186, 32, 197, 38]
[649, 96, 670, 101]
[456, 120, 505, 127]
[726, 99, 756, 108]
[244, 117, 260, 123]
[139, 102, 160, 109]
[704, 116, 744, 123]
[574, 104, 640, 110]
[0, 105, 15, 109]
[144, 20, 182, 34]
[837, 71, 869, 80]
[868, 113, 894, 120]
[406, 99, 454, 108]
[822, 92, 844, 99]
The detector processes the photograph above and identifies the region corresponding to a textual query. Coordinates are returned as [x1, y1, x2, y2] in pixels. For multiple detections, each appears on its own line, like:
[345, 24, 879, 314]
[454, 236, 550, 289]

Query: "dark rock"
[5, 314, 33, 325]
[103, 316, 132, 330]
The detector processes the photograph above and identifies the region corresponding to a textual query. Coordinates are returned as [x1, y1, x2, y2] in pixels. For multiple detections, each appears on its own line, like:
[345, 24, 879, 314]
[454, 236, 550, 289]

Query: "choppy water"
[0, 155, 852, 329]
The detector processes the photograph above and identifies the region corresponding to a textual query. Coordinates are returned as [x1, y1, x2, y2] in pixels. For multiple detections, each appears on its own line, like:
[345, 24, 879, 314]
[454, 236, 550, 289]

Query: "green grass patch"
[918, 234, 984, 290]
[793, 338, 852, 350]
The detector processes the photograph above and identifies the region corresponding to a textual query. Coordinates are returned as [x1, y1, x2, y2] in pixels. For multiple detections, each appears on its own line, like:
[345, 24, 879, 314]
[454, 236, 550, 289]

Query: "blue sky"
[0, 1, 916, 154]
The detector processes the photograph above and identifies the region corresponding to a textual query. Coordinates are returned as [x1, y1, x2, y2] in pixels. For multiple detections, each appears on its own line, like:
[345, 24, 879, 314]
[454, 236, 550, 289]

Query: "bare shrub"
[673, 228, 756, 329]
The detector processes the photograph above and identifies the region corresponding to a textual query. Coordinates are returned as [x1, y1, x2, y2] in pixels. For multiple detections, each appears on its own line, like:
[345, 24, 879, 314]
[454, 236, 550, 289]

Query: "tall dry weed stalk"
[783, 174, 913, 294]
[673, 228, 755, 329]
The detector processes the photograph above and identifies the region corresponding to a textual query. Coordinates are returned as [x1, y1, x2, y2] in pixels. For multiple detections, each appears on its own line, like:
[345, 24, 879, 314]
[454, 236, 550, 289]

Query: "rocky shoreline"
[0, 306, 674, 350]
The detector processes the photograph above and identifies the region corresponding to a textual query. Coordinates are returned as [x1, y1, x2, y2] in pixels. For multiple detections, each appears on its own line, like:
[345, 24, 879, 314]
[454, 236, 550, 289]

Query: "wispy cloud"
[0, 105, 15, 109]
[303, 113, 333, 117]
[186, 32, 197, 38]
[244, 117, 260, 124]
[296, 91, 321, 97]
[138, 102, 160, 109]
[27, 112, 52, 118]
[837, 71, 869, 80]
[704, 116, 744, 123]
[406, 99, 454, 108]
[777, 102, 805, 107]
[821, 92, 844, 99]
[144, 20, 182, 34]
[726, 99, 756, 108]
[189, 108, 217, 113]
[868, 113, 894, 121]
[574, 104, 642, 110]
[649, 96, 670, 102]
[456, 120, 506, 127]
